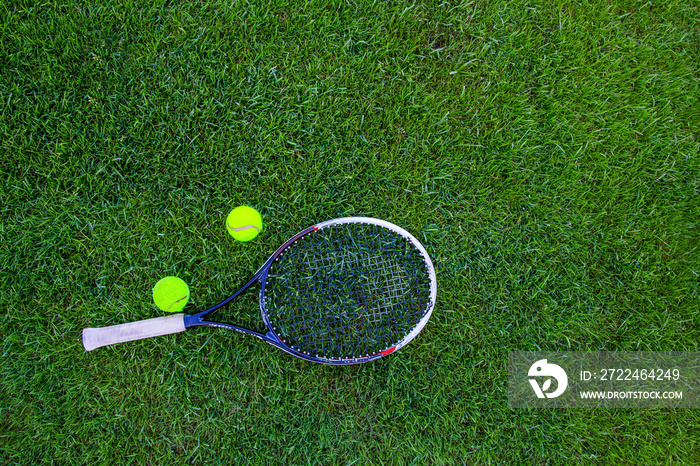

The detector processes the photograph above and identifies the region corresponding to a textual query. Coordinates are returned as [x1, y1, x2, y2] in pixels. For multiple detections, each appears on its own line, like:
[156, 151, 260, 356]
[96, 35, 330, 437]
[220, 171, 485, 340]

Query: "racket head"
[259, 217, 437, 364]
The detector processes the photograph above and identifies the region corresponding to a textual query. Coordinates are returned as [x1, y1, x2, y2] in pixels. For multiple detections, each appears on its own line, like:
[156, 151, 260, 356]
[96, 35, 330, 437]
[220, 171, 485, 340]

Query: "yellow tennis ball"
[226, 206, 262, 242]
[152, 276, 190, 312]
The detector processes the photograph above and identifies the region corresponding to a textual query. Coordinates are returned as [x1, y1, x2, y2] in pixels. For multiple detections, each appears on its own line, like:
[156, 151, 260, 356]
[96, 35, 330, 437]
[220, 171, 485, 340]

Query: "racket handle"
[82, 314, 186, 351]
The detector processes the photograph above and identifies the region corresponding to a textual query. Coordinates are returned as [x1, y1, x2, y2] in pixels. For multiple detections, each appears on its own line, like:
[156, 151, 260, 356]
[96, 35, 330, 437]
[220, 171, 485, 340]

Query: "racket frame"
[184, 217, 437, 365]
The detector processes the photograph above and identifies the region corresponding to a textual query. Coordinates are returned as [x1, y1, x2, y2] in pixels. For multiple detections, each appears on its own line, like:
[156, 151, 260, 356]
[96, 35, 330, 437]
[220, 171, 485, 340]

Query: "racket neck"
[183, 317, 281, 347]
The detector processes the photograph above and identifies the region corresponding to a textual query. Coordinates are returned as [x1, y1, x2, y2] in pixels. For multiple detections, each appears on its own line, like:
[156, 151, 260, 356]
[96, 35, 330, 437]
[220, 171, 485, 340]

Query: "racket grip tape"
[82, 314, 186, 351]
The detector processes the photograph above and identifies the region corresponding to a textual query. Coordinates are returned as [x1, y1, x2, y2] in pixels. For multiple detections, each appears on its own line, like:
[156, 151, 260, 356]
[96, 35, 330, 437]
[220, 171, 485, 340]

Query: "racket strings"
[264, 222, 432, 360]
[279, 225, 429, 359]
[276, 259, 423, 334]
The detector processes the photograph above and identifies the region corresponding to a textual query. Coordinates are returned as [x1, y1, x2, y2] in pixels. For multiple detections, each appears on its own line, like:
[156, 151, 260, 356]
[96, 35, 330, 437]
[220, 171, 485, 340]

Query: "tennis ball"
[152, 276, 190, 313]
[226, 206, 262, 242]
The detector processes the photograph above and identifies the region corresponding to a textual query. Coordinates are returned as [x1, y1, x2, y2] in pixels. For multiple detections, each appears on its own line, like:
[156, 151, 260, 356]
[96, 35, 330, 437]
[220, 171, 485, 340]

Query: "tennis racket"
[82, 217, 437, 364]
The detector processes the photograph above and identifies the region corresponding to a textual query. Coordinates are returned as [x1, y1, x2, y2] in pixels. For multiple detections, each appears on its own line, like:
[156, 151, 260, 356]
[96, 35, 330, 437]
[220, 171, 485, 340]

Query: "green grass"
[1, 0, 699, 463]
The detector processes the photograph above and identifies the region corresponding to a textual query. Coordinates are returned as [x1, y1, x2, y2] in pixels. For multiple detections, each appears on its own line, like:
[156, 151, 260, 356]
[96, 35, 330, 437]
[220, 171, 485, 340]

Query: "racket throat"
[184, 314, 281, 345]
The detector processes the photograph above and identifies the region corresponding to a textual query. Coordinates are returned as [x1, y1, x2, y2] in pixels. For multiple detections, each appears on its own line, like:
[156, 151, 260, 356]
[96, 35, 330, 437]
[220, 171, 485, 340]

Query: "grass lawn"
[1, 0, 699, 464]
